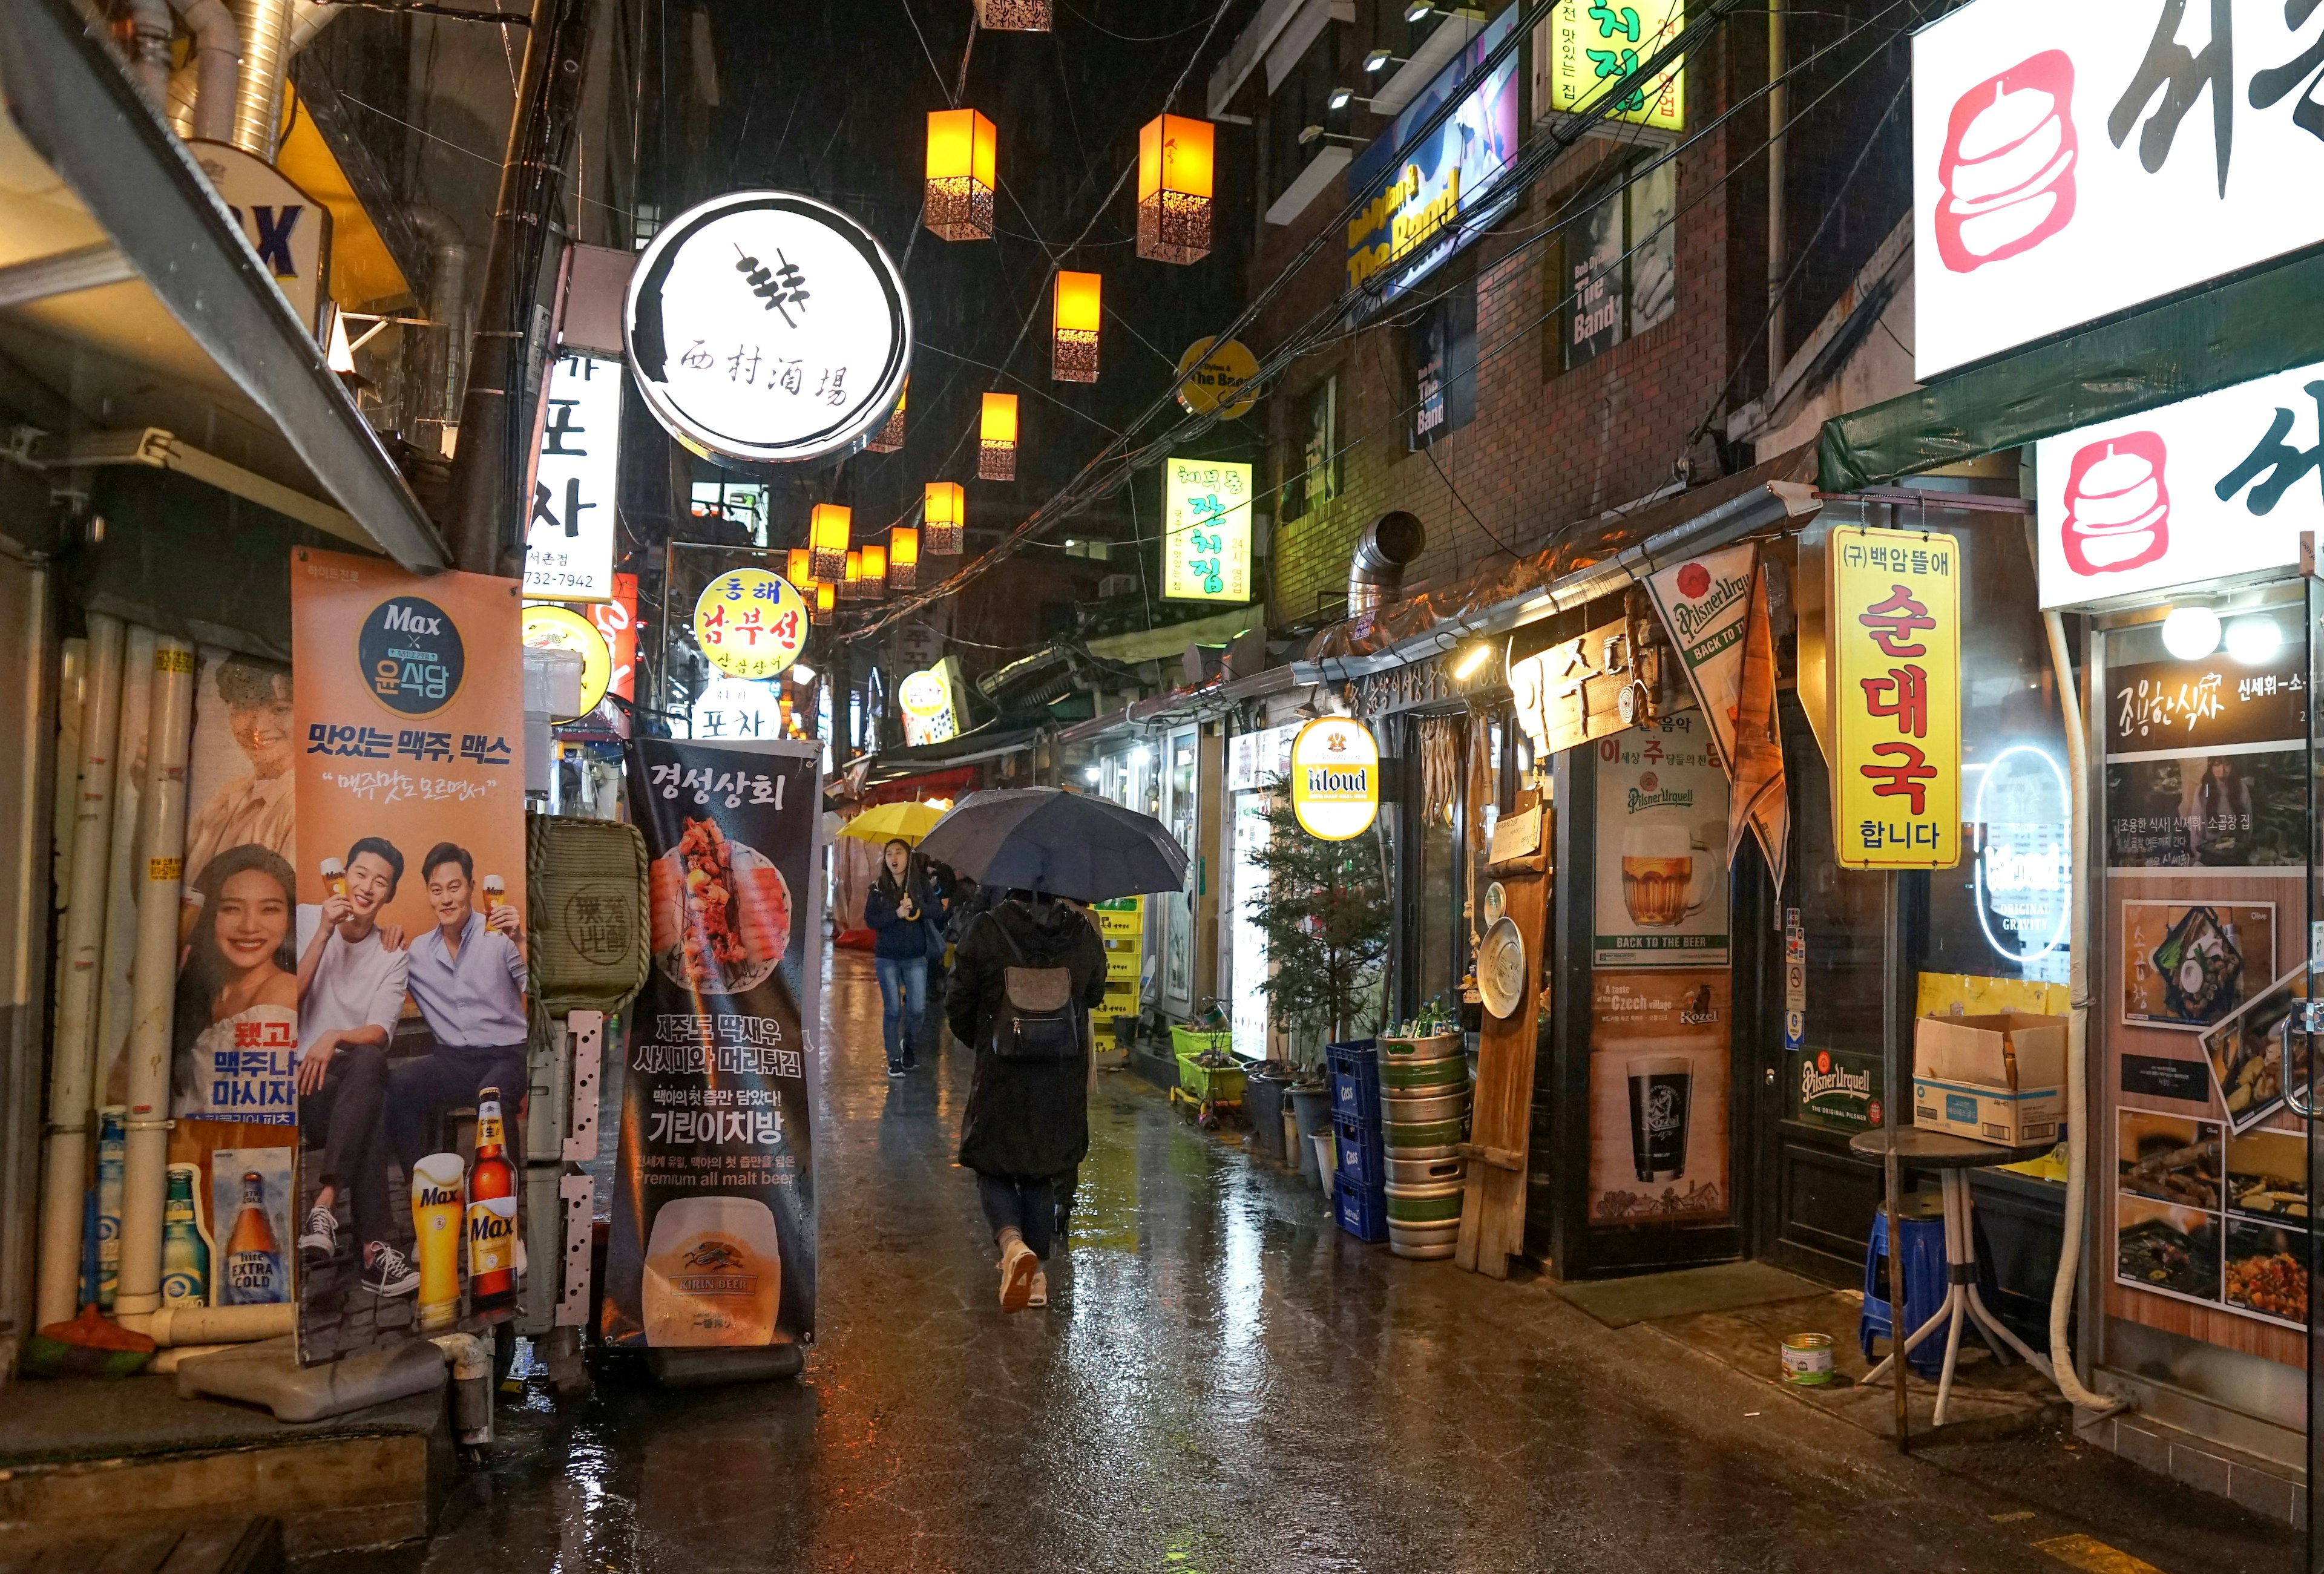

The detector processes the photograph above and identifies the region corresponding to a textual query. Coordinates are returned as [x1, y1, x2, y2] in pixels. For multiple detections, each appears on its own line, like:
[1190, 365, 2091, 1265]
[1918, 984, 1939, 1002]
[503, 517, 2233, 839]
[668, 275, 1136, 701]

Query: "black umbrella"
[918, 787, 1188, 903]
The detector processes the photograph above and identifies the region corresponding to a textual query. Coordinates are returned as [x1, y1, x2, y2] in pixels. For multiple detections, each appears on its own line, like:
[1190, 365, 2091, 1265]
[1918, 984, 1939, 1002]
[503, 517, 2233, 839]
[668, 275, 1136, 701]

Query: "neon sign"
[1971, 743, 2069, 973]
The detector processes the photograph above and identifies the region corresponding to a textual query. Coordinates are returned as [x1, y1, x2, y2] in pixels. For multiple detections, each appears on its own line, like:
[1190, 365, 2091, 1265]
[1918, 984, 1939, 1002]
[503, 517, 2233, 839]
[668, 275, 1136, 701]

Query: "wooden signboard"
[1458, 846, 1549, 1279]
[1509, 615, 1659, 757]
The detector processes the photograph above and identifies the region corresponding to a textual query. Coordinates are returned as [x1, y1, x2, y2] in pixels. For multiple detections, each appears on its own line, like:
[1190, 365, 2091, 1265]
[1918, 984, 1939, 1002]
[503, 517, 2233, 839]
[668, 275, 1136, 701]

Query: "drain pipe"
[111, 638, 195, 1325]
[123, 0, 176, 110]
[409, 208, 474, 444]
[34, 616, 126, 1328]
[167, 0, 243, 144]
[2044, 608, 2121, 1415]
[95, 626, 158, 1106]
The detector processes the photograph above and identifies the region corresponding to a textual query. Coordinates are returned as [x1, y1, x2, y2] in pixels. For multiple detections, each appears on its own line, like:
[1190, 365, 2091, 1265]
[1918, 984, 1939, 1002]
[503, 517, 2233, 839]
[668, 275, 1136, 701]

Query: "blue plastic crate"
[1325, 1038, 1380, 1124]
[1333, 1115, 1384, 1187]
[1334, 1176, 1389, 1244]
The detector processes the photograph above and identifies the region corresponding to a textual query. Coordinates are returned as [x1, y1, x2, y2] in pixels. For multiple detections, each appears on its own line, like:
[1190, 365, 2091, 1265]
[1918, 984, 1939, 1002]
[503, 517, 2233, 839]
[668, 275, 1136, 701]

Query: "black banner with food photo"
[603, 737, 823, 1351]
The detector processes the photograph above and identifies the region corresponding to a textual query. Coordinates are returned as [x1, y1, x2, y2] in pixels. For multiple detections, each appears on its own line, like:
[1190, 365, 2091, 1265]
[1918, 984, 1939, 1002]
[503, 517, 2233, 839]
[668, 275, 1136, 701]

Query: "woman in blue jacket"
[862, 838, 931, 1076]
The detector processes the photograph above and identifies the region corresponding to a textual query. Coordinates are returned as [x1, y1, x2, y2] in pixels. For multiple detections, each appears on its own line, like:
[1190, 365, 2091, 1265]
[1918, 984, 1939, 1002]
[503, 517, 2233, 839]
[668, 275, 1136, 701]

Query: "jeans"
[301, 1044, 390, 1249]
[387, 1042, 529, 1178]
[875, 954, 927, 1068]
[977, 1173, 1060, 1259]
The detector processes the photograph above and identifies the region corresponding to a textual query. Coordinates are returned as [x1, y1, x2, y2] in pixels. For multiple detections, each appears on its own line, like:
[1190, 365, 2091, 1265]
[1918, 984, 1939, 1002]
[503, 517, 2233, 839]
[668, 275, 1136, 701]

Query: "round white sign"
[1288, 716, 1380, 841]
[625, 191, 912, 465]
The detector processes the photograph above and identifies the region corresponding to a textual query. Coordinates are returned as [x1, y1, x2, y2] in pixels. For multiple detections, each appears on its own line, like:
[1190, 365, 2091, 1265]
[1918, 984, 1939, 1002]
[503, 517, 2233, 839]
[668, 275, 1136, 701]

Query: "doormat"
[1549, 1261, 1828, 1328]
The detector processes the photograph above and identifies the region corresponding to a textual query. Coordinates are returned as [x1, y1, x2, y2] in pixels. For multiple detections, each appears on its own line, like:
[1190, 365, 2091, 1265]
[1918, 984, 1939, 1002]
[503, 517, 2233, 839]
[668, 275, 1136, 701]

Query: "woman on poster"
[172, 845, 300, 1122]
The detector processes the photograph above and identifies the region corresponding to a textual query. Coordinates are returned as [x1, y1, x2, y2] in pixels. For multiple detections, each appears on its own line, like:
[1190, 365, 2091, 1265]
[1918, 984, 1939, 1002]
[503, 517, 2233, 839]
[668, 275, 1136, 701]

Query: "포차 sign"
[1913, 0, 2324, 378]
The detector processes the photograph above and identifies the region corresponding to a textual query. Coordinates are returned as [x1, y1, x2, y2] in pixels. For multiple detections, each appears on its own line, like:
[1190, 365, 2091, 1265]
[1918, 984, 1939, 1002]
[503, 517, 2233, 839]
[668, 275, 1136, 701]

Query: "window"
[1410, 277, 1478, 449]
[1550, 157, 1677, 375]
[1281, 373, 1341, 522]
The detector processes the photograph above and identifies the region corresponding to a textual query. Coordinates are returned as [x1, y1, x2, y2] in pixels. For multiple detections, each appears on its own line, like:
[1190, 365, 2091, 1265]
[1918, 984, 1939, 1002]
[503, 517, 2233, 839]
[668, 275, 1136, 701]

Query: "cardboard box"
[1911, 1012, 2068, 1146]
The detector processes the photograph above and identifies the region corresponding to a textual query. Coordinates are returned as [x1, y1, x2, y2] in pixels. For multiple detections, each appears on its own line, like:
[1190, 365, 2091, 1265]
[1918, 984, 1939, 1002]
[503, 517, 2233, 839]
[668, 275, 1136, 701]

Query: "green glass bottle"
[161, 1164, 211, 1307]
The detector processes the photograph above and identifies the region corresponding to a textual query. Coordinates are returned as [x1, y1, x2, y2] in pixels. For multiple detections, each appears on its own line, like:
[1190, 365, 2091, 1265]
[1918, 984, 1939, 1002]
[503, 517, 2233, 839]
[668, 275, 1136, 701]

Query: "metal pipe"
[122, 1300, 295, 1344]
[111, 637, 195, 1321]
[287, 0, 343, 51]
[95, 626, 157, 1109]
[229, 0, 296, 157]
[409, 208, 474, 440]
[2043, 608, 2121, 1415]
[34, 615, 125, 1328]
[123, 0, 175, 110]
[169, 0, 244, 144]
[1766, 0, 1787, 389]
[1347, 511, 1425, 617]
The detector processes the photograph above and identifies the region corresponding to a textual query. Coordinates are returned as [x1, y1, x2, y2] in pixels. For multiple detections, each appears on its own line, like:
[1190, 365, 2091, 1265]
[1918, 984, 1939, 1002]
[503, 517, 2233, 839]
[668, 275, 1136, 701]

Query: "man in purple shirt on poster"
[386, 842, 529, 1173]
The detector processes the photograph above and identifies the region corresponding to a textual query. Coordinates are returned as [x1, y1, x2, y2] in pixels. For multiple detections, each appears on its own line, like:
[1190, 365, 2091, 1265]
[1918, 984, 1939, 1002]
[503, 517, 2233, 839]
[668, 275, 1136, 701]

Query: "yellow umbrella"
[839, 800, 947, 845]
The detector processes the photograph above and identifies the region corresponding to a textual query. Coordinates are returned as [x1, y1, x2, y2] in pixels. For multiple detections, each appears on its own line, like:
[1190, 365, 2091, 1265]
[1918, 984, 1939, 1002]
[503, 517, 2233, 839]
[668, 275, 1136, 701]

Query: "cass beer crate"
[1333, 1115, 1385, 1187]
[1325, 1038, 1381, 1125]
[1333, 1176, 1390, 1244]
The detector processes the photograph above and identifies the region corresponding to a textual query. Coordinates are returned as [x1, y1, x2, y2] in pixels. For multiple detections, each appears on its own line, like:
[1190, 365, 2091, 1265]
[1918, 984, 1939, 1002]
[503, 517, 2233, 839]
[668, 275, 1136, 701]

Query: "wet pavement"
[363, 948, 2300, 1574]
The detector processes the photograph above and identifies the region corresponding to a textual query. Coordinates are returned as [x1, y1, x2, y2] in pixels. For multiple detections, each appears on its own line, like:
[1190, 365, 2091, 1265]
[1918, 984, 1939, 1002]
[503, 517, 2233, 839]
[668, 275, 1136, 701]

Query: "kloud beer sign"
[1914, 0, 2324, 378]
[2035, 360, 2324, 608]
[1828, 525, 1962, 871]
[1288, 718, 1379, 840]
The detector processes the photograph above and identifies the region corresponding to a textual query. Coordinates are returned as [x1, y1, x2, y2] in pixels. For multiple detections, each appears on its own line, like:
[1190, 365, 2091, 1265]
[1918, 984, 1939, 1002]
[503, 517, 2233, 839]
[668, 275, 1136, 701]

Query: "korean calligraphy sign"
[522, 352, 623, 602]
[1537, 0, 1687, 133]
[1161, 457, 1253, 602]
[1508, 597, 1669, 757]
[2107, 649, 2307, 756]
[2037, 360, 2324, 608]
[692, 567, 809, 682]
[625, 191, 911, 465]
[1914, 0, 2324, 377]
[1829, 525, 1961, 870]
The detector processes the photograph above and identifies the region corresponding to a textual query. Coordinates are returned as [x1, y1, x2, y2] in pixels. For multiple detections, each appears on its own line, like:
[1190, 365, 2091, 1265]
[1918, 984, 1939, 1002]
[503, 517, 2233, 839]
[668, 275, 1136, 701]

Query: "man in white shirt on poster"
[387, 842, 529, 1181]
[292, 836, 416, 1298]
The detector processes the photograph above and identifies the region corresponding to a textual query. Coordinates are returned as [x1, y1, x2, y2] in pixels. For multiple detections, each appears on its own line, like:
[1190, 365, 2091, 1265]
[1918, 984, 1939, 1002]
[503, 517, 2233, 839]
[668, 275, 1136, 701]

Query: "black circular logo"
[563, 884, 632, 966]
[358, 595, 465, 717]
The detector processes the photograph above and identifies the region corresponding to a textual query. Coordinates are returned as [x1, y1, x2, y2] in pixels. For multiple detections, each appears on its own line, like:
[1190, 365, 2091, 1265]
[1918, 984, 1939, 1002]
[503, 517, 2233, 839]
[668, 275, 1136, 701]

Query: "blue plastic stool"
[1861, 1199, 2008, 1378]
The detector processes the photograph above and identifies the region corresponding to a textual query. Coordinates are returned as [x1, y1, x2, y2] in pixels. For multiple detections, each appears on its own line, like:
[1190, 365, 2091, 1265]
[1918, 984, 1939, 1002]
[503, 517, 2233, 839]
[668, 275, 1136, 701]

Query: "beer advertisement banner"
[1829, 524, 1961, 871]
[604, 737, 823, 1351]
[292, 548, 530, 1363]
[1586, 969, 1731, 1228]
[1592, 712, 1729, 968]
[1644, 544, 1755, 766]
[162, 645, 300, 1317]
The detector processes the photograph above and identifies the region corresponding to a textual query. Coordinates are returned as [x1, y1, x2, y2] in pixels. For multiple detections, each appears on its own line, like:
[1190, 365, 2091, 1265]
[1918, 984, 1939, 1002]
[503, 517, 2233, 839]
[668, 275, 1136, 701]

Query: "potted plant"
[1244, 780, 1390, 1176]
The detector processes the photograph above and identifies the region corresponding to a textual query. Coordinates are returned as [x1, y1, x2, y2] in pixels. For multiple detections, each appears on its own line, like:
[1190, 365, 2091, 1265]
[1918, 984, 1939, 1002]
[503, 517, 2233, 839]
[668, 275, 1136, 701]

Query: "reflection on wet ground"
[362, 949, 2292, 1574]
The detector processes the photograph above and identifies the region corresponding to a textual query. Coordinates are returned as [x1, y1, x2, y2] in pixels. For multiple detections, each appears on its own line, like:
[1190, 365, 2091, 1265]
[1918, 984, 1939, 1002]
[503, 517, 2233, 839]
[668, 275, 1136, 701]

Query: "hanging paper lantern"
[841, 548, 864, 601]
[1137, 114, 1215, 264]
[890, 524, 920, 590]
[925, 109, 997, 242]
[1052, 270, 1101, 384]
[975, 0, 1049, 30]
[865, 376, 907, 453]
[785, 548, 812, 588]
[809, 502, 850, 582]
[860, 541, 887, 598]
[924, 482, 965, 555]
[979, 392, 1018, 481]
[812, 582, 835, 625]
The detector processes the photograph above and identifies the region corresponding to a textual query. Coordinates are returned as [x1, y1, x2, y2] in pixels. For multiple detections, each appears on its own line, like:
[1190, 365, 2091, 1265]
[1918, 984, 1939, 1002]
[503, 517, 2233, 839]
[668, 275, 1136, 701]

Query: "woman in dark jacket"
[947, 891, 1106, 1311]
[862, 838, 931, 1076]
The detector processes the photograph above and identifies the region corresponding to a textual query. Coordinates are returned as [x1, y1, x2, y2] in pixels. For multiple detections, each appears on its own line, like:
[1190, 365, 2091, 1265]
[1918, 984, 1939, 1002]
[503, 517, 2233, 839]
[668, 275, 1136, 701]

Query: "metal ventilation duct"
[1347, 511, 1424, 616]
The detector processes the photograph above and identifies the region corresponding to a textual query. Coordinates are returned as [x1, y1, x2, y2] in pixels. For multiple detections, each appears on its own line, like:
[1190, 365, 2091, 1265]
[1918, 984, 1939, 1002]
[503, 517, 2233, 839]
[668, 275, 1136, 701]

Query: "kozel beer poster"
[291, 549, 529, 1363]
[605, 737, 823, 1350]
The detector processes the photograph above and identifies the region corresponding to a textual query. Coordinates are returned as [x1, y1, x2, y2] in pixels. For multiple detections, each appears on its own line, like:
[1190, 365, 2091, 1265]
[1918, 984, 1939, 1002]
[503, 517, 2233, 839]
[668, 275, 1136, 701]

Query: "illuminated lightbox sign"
[1345, 4, 1521, 316]
[1972, 744, 2070, 979]
[692, 566, 809, 681]
[626, 190, 911, 464]
[1537, 0, 1687, 133]
[898, 657, 963, 747]
[1913, 0, 2324, 379]
[520, 603, 611, 721]
[522, 352, 624, 602]
[2035, 360, 2324, 609]
[1288, 717, 1380, 841]
[1161, 457, 1254, 602]
[689, 675, 786, 741]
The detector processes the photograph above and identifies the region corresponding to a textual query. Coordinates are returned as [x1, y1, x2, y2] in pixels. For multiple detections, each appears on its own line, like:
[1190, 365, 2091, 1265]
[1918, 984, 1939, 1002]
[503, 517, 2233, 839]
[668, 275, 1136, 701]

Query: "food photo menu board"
[2114, 1111, 2308, 1331]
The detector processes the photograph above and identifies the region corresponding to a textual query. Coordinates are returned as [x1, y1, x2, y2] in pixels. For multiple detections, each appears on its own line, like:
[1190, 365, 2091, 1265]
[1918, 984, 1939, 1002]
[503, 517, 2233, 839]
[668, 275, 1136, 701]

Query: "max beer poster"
[605, 738, 823, 1349]
[292, 549, 529, 1362]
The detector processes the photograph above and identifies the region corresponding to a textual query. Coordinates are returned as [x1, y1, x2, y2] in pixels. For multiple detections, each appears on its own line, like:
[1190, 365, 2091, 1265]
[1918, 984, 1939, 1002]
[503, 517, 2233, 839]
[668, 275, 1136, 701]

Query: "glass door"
[1160, 726, 1200, 1019]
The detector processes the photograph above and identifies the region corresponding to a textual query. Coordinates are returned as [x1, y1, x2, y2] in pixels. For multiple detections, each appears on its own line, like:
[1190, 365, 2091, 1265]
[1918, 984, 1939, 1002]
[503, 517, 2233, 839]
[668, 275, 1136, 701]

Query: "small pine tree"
[1244, 779, 1391, 1061]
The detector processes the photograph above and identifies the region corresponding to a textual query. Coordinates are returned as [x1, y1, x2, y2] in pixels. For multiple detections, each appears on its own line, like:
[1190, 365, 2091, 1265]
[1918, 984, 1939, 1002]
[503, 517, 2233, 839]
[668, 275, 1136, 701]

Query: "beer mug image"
[642, 1196, 782, 1347]
[1621, 823, 1707, 928]
[410, 1152, 465, 1331]
[1626, 1054, 1694, 1182]
[481, 874, 506, 913]
[320, 856, 347, 900]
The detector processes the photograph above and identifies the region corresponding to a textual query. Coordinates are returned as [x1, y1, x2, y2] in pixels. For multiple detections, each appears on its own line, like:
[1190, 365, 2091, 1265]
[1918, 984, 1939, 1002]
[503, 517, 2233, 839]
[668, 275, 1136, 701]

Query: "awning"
[1818, 247, 2324, 494]
[0, 0, 447, 573]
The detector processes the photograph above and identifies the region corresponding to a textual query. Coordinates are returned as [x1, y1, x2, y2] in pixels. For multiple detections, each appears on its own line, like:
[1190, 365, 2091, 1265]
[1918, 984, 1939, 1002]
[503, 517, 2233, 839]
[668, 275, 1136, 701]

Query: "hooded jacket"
[948, 898, 1108, 1178]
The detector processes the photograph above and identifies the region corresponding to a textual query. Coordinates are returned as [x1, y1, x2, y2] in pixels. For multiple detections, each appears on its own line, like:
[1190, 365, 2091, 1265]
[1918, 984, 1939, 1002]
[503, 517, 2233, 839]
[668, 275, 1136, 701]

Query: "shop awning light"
[1327, 86, 1354, 111]
[1084, 766, 1102, 782]
[1403, 0, 1433, 20]
[1453, 640, 1495, 680]
[1365, 48, 1401, 73]
[2225, 614, 2282, 665]
[2161, 605, 2221, 661]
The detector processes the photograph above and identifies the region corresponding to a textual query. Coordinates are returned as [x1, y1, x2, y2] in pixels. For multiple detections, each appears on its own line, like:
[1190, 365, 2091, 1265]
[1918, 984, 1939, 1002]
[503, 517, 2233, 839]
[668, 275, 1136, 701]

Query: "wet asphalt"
[358, 947, 2301, 1574]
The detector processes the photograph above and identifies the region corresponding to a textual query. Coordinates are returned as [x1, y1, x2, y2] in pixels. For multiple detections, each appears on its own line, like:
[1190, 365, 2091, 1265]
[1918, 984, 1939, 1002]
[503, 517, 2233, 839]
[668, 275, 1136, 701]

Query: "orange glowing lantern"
[1137, 114, 1214, 264]
[865, 376, 907, 453]
[925, 110, 997, 242]
[924, 481, 965, 555]
[889, 524, 920, 590]
[841, 548, 864, 602]
[860, 542, 887, 598]
[975, 0, 1049, 30]
[813, 582, 835, 625]
[785, 548, 812, 588]
[810, 503, 852, 582]
[1052, 270, 1101, 384]
[979, 392, 1018, 481]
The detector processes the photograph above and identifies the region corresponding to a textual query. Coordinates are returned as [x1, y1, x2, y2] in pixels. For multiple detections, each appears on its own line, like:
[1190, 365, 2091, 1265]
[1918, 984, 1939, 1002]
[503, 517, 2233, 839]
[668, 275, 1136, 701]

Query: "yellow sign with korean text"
[692, 566, 807, 681]
[1540, 0, 1687, 133]
[1161, 457, 1255, 602]
[1830, 524, 1960, 870]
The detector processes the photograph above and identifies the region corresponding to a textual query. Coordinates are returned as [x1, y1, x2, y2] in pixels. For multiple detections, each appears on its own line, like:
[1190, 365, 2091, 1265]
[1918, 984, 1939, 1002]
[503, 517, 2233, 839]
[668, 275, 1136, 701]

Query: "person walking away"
[863, 839, 930, 1076]
[947, 891, 1106, 1311]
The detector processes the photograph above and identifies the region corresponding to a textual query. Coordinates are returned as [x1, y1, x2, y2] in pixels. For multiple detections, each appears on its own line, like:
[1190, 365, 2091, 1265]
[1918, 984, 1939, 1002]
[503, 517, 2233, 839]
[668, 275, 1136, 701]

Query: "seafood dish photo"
[649, 816, 793, 996]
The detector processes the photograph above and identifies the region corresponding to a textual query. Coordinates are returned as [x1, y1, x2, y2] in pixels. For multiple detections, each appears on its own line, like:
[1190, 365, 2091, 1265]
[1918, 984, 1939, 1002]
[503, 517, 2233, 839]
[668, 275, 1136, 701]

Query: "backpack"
[990, 920, 1083, 1063]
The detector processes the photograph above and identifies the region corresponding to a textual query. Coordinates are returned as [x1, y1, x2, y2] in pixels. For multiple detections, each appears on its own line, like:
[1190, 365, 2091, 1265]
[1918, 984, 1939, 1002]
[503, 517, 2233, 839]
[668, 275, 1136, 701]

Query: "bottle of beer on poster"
[224, 1170, 283, 1304]
[466, 1087, 518, 1316]
[161, 1165, 211, 1307]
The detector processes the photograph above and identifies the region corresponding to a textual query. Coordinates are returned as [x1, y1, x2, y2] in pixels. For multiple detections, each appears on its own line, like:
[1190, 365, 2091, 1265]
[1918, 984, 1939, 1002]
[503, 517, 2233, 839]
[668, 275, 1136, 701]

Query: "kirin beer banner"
[604, 737, 824, 1351]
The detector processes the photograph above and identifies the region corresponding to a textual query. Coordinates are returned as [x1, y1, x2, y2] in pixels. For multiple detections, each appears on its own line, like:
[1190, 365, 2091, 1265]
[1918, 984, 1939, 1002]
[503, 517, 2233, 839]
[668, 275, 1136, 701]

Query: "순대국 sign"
[1288, 717, 1379, 840]
[1829, 525, 1961, 870]
[626, 191, 911, 464]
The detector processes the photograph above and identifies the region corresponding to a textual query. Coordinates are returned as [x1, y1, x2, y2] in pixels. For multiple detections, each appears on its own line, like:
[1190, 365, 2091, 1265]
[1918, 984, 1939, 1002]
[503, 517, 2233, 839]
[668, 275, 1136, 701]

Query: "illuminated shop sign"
[1161, 457, 1254, 602]
[1288, 718, 1380, 840]
[1536, 0, 1687, 133]
[1971, 744, 2069, 976]
[522, 353, 625, 603]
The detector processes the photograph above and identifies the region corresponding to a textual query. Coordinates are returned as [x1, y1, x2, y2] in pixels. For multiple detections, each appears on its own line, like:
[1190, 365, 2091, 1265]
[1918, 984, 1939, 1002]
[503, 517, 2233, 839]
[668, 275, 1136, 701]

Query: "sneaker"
[361, 1241, 421, 1297]
[298, 1205, 340, 1259]
[887, 1064, 907, 1079]
[1028, 1270, 1048, 1309]
[999, 1241, 1038, 1312]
